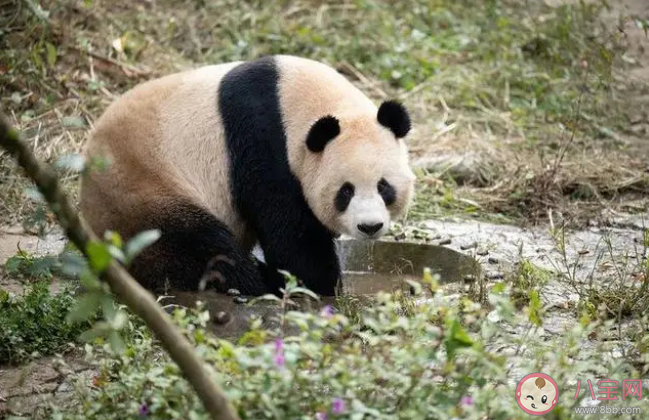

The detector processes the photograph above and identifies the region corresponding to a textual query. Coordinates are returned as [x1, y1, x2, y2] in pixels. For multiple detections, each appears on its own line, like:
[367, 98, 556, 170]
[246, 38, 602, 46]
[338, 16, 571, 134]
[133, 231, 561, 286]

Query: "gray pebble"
[486, 272, 504, 280]
[233, 296, 248, 304]
[476, 247, 489, 256]
[163, 304, 183, 314]
[460, 242, 478, 250]
[438, 238, 452, 246]
[393, 232, 407, 241]
[227, 288, 241, 297]
[488, 257, 499, 264]
[463, 274, 476, 283]
[213, 311, 231, 325]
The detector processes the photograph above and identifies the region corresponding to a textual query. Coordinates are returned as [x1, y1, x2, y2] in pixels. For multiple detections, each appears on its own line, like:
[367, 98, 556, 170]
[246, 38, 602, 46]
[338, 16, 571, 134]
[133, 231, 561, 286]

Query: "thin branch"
[0, 114, 240, 420]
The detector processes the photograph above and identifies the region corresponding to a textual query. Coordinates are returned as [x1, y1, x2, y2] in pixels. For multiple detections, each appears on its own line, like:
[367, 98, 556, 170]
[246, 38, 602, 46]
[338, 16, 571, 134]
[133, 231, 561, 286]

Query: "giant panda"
[79, 55, 416, 297]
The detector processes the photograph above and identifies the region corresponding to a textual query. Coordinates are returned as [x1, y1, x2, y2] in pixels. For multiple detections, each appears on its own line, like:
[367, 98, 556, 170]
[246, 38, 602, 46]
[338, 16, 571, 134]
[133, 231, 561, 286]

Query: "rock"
[476, 247, 489, 256]
[226, 288, 241, 297]
[233, 296, 248, 304]
[460, 241, 477, 250]
[393, 232, 407, 241]
[162, 304, 183, 314]
[486, 272, 504, 281]
[463, 274, 476, 284]
[213, 311, 231, 325]
[488, 257, 499, 264]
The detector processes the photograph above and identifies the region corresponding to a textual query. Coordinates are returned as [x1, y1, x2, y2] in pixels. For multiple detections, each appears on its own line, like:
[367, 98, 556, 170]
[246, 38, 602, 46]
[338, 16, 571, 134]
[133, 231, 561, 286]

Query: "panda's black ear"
[306, 115, 340, 153]
[377, 100, 411, 139]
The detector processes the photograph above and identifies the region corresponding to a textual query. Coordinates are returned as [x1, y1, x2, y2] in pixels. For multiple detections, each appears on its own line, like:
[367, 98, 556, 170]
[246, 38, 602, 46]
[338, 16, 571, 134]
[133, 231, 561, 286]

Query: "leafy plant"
[4, 248, 61, 281]
[47, 277, 647, 420]
[0, 281, 91, 365]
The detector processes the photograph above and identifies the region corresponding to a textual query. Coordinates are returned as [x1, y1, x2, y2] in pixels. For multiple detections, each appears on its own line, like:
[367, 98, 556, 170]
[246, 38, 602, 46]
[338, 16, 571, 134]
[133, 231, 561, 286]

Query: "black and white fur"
[79, 55, 415, 297]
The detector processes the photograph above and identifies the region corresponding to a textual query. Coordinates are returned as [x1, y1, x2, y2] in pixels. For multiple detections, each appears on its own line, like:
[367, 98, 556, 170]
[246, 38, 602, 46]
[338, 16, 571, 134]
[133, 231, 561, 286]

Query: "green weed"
[0, 281, 90, 365]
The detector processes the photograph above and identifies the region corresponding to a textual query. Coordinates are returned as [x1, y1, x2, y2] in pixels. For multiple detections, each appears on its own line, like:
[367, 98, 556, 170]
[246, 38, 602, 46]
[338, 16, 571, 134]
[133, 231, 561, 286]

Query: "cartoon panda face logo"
[516, 373, 559, 415]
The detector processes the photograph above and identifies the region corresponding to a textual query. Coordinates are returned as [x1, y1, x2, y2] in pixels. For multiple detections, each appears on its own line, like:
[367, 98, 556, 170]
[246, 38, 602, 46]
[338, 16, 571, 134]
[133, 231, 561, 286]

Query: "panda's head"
[301, 100, 416, 240]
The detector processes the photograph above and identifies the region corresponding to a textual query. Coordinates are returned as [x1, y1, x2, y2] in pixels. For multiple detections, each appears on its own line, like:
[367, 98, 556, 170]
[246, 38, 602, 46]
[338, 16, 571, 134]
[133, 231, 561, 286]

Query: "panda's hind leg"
[126, 200, 275, 296]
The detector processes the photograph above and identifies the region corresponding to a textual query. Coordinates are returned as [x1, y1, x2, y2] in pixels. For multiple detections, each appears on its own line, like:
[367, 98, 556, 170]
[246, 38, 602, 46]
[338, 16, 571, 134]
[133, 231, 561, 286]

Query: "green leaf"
[101, 295, 118, 321]
[79, 270, 101, 291]
[444, 319, 474, 361]
[109, 310, 128, 330]
[528, 289, 542, 327]
[405, 279, 423, 296]
[66, 292, 101, 323]
[4, 255, 24, 274]
[124, 230, 161, 261]
[79, 321, 112, 342]
[277, 269, 297, 284]
[46, 42, 57, 67]
[422, 267, 439, 293]
[107, 330, 126, 353]
[31, 47, 43, 68]
[103, 230, 123, 249]
[59, 251, 88, 277]
[25, 255, 56, 279]
[289, 287, 320, 301]
[86, 241, 111, 272]
[107, 245, 126, 264]
[248, 294, 282, 305]
[492, 281, 506, 294]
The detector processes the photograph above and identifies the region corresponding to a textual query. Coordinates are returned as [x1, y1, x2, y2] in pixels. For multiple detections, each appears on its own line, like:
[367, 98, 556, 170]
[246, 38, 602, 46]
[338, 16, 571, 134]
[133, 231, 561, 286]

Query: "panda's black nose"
[357, 222, 383, 236]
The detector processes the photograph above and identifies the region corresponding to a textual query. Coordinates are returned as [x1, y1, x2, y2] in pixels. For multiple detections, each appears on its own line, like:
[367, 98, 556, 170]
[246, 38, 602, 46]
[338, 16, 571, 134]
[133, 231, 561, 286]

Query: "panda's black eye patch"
[335, 182, 355, 212]
[378, 178, 396, 206]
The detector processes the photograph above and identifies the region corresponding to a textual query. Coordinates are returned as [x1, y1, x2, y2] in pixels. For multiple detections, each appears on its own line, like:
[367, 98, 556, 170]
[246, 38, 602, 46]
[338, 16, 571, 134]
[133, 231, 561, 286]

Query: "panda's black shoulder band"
[306, 115, 341, 153]
[377, 100, 411, 139]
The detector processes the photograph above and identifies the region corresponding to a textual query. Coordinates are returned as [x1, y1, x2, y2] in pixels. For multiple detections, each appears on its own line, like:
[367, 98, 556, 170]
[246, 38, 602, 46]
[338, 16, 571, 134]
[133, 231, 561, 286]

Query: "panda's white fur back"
[156, 62, 253, 247]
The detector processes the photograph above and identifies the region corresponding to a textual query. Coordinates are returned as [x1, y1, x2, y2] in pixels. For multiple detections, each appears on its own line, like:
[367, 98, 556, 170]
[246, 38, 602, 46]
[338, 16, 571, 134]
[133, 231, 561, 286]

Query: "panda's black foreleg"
[256, 232, 341, 296]
[252, 210, 342, 297]
[127, 200, 275, 296]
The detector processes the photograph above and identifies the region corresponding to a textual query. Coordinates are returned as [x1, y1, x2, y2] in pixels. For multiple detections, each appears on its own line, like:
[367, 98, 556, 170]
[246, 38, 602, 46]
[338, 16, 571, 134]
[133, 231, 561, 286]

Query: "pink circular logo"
[516, 373, 559, 415]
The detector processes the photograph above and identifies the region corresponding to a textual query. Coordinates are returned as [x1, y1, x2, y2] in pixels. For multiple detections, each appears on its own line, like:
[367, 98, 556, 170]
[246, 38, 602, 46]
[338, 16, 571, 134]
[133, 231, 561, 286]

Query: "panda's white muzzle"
[340, 195, 390, 240]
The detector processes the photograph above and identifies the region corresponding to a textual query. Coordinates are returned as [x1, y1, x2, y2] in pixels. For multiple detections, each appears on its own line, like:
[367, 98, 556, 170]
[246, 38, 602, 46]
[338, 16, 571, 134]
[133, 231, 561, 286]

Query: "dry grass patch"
[1, 0, 648, 228]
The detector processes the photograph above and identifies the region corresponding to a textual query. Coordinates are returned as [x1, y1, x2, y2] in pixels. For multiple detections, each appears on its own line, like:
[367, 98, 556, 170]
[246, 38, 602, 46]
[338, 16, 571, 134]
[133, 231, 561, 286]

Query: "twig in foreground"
[0, 114, 240, 420]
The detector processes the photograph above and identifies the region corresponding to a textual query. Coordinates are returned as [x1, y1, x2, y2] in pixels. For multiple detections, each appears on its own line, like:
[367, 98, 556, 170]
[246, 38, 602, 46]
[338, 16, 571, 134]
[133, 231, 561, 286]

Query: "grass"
[1, 0, 648, 228]
[549, 222, 649, 322]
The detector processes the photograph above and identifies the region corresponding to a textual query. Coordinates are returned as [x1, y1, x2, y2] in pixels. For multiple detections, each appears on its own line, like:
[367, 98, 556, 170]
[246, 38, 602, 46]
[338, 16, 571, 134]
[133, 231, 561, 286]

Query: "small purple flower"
[274, 338, 285, 367]
[320, 304, 334, 319]
[275, 338, 284, 352]
[316, 412, 328, 420]
[138, 403, 150, 417]
[274, 353, 285, 367]
[332, 397, 346, 414]
[460, 395, 473, 406]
